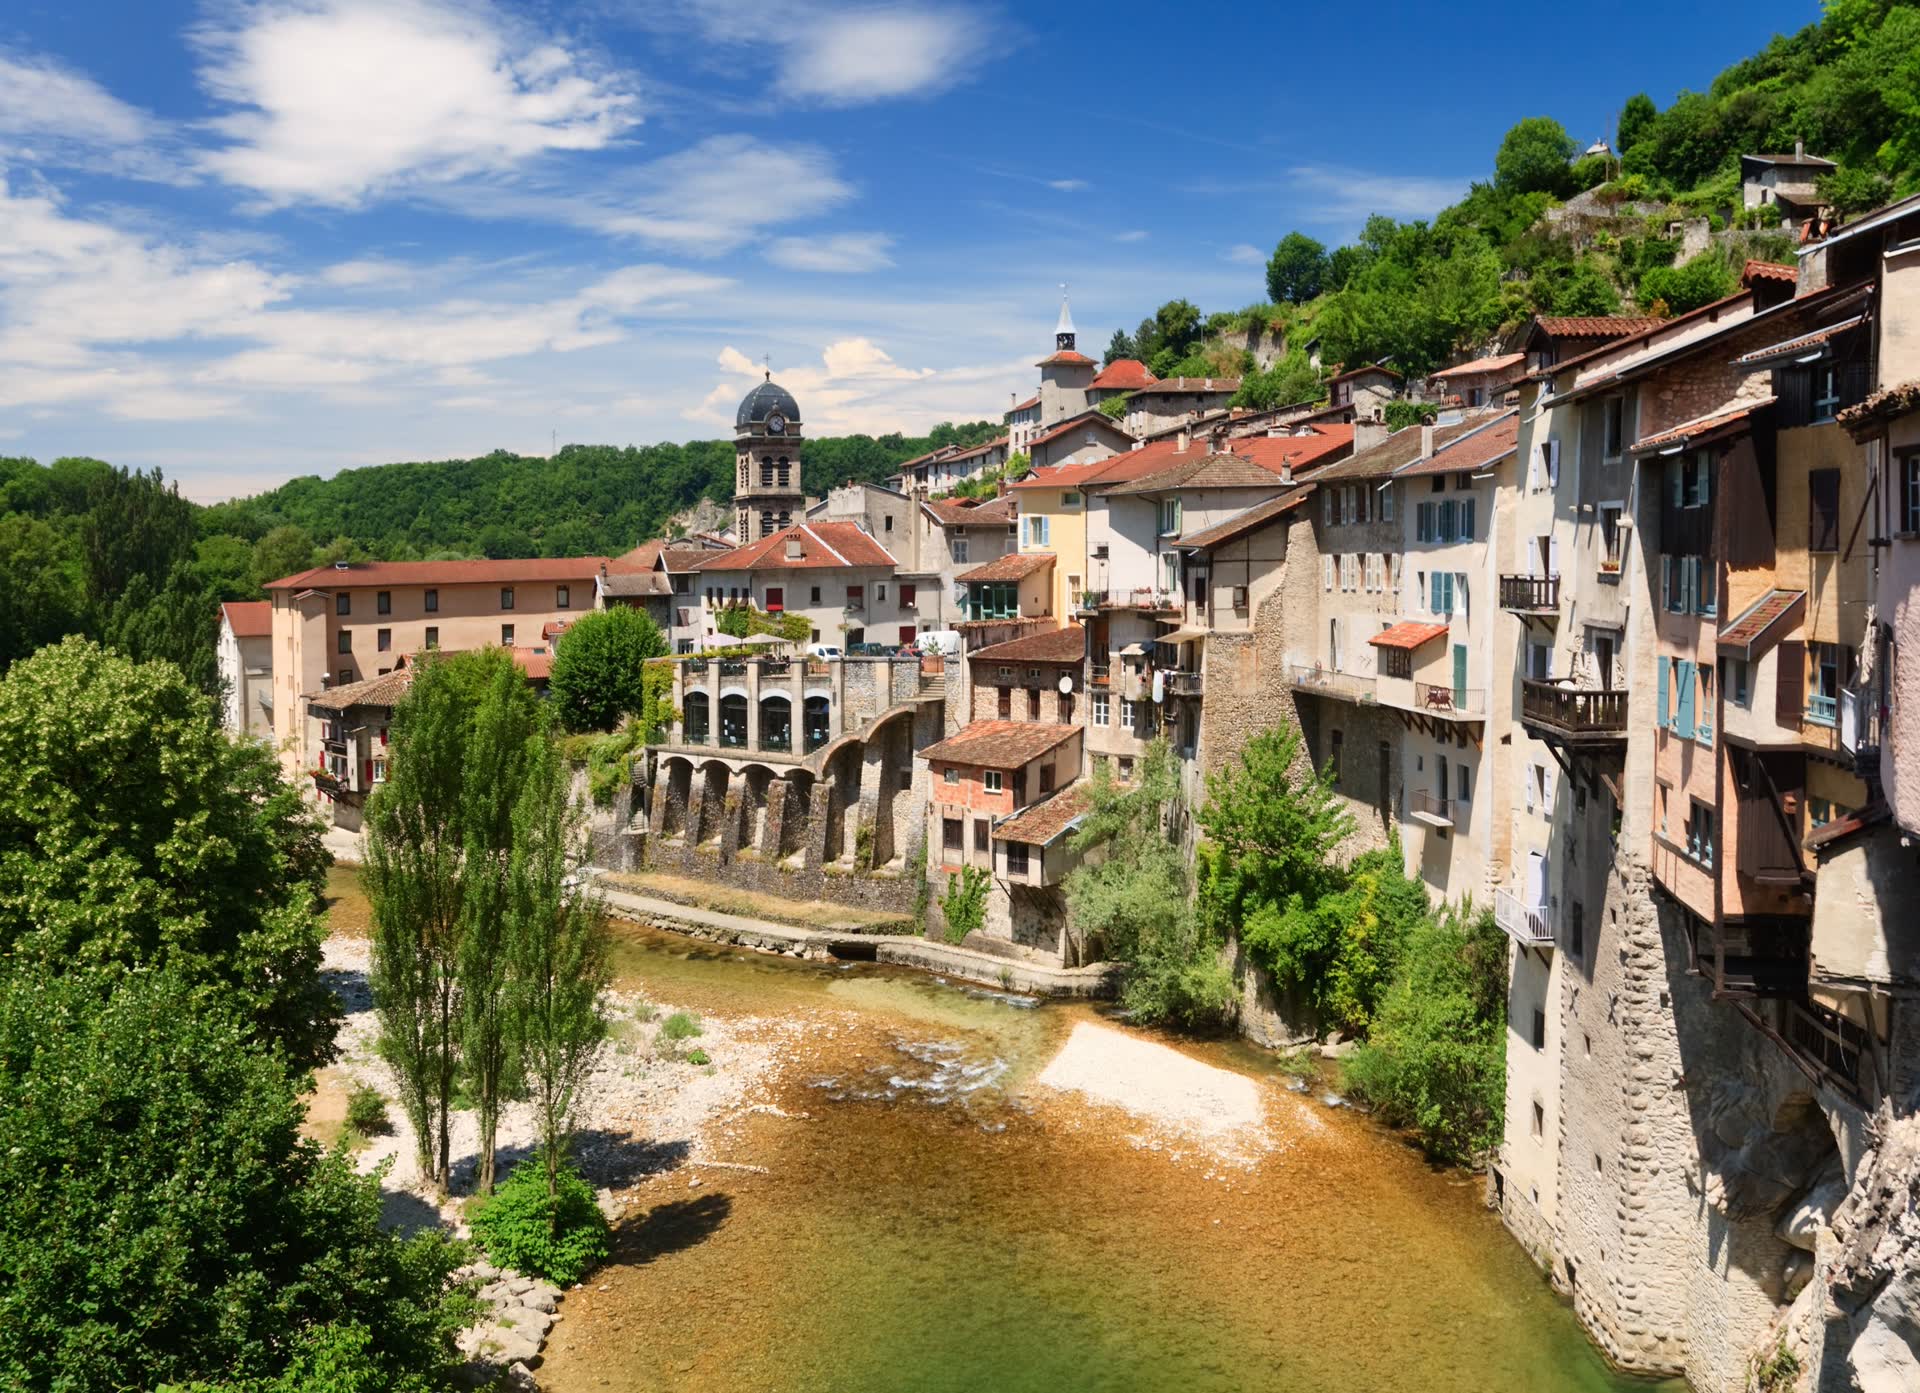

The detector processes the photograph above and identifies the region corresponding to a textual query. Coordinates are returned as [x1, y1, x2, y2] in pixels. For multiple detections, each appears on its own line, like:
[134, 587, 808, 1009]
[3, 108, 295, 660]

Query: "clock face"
[765, 412, 787, 435]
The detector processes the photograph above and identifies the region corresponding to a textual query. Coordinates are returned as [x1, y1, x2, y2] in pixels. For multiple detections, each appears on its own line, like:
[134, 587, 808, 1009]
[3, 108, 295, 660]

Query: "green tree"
[1638, 252, 1740, 314]
[0, 966, 469, 1391]
[547, 605, 670, 734]
[1195, 725, 1352, 937]
[506, 731, 612, 1201]
[1617, 92, 1658, 155]
[0, 637, 335, 1068]
[1494, 116, 1578, 195]
[1344, 903, 1509, 1163]
[1065, 741, 1235, 1027]
[0, 513, 83, 671]
[1265, 232, 1329, 304]
[252, 524, 317, 588]
[1231, 351, 1323, 411]
[1103, 328, 1136, 364]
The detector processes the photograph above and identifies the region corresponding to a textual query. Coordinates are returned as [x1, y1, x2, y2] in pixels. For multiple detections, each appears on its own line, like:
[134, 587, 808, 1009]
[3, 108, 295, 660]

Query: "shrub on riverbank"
[471, 1155, 611, 1286]
[1343, 903, 1508, 1165]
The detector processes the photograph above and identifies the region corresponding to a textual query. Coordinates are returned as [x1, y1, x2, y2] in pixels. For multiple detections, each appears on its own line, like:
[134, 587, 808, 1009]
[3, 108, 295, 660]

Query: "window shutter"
[1382, 484, 1395, 522]
[1676, 660, 1695, 738]
[1324, 489, 1334, 525]
[1548, 535, 1561, 578]
[1547, 438, 1561, 487]
[1776, 640, 1805, 725]
[1324, 554, 1334, 591]
[1525, 763, 1536, 812]
[1543, 762, 1556, 809]
[1390, 554, 1402, 590]
[1670, 460, 1684, 508]
[1528, 443, 1541, 491]
[1463, 499, 1476, 540]
[1656, 656, 1670, 728]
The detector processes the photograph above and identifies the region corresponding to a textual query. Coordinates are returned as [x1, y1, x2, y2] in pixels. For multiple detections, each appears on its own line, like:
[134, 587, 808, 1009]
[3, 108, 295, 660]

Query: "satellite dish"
[1057, 674, 1073, 695]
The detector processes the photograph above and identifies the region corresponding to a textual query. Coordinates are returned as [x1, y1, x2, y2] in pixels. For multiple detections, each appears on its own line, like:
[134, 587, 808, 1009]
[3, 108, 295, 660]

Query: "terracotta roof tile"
[918, 719, 1080, 769]
[1733, 315, 1867, 366]
[1430, 353, 1525, 379]
[1325, 363, 1403, 384]
[996, 785, 1091, 846]
[1395, 412, 1520, 477]
[686, 522, 894, 572]
[1839, 377, 1920, 435]
[923, 496, 1016, 526]
[1717, 589, 1806, 660]
[1369, 620, 1449, 651]
[971, 624, 1085, 664]
[1036, 350, 1097, 367]
[221, 600, 271, 638]
[1532, 315, 1666, 339]
[1027, 410, 1133, 451]
[1101, 452, 1295, 496]
[1089, 358, 1157, 390]
[305, 667, 415, 711]
[1308, 414, 1493, 483]
[1742, 260, 1798, 286]
[957, 551, 1053, 583]
[1007, 395, 1039, 414]
[1631, 400, 1773, 453]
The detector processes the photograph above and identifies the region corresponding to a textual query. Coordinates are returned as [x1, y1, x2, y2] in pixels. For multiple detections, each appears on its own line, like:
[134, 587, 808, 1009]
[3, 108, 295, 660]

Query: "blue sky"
[0, 0, 1819, 500]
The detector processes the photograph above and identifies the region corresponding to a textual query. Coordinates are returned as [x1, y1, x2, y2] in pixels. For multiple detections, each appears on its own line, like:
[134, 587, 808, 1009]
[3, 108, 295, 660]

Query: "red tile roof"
[918, 719, 1080, 769]
[1838, 378, 1920, 436]
[972, 624, 1085, 664]
[1101, 452, 1296, 495]
[221, 600, 271, 638]
[1369, 620, 1449, 651]
[1742, 260, 1798, 286]
[1430, 352, 1525, 379]
[1532, 315, 1666, 339]
[996, 785, 1091, 846]
[1630, 400, 1773, 453]
[1229, 425, 1354, 474]
[923, 496, 1016, 526]
[1007, 395, 1039, 414]
[267, 556, 612, 591]
[1089, 358, 1157, 390]
[1395, 412, 1520, 477]
[1036, 350, 1096, 367]
[1717, 589, 1806, 659]
[957, 551, 1054, 583]
[1733, 315, 1867, 366]
[305, 667, 414, 712]
[686, 522, 894, 572]
[1325, 363, 1403, 384]
[1027, 410, 1133, 451]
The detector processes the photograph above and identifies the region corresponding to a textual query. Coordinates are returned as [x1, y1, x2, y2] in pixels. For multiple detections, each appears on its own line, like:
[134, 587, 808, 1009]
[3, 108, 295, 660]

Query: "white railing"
[1495, 888, 1553, 947]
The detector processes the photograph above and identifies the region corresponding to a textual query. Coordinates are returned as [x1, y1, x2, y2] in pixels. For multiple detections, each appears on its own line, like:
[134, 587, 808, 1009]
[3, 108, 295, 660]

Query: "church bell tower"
[731, 374, 805, 542]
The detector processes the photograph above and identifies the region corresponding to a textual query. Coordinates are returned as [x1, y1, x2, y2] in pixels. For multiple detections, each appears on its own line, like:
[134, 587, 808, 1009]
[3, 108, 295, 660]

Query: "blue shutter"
[1462, 499, 1476, 540]
[1676, 660, 1696, 738]
[1657, 656, 1670, 728]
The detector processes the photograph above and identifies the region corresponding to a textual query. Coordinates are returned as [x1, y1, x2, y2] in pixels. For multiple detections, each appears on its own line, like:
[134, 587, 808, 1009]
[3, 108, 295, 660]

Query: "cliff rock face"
[1806, 1106, 1920, 1391]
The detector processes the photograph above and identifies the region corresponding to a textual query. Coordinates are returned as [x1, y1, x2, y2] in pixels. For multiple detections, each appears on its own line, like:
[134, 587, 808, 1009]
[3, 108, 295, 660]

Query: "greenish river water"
[536, 924, 1681, 1393]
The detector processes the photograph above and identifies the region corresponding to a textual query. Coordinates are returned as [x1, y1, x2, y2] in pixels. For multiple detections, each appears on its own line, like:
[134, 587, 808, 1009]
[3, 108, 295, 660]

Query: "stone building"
[1116, 376, 1240, 437]
[1741, 142, 1836, 228]
[217, 600, 273, 740]
[681, 521, 911, 650]
[730, 375, 811, 542]
[888, 434, 1011, 494]
[1428, 352, 1526, 407]
[809, 482, 1019, 636]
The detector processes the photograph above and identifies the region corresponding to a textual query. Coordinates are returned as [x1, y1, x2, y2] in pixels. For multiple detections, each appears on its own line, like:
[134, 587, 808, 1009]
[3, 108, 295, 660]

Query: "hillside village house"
[1516, 315, 1667, 372]
[217, 600, 274, 739]
[684, 522, 908, 650]
[888, 435, 1011, 494]
[1004, 393, 1041, 453]
[1741, 141, 1836, 227]
[264, 555, 615, 786]
[1428, 353, 1527, 407]
[1325, 363, 1403, 419]
[1115, 375, 1241, 437]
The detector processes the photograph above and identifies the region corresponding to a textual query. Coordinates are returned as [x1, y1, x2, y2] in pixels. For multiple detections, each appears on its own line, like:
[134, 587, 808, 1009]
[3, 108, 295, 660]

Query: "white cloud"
[481, 134, 852, 254]
[319, 257, 417, 289]
[1224, 242, 1264, 264]
[1048, 179, 1090, 193]
[763, 232, 894, 273]
[194, 0, 640, 207]
[0, 50, 186, 182]
[1283, 164, 1470, 222]
[779, 6, 987, 104]
[1114, 229, 1148, 243]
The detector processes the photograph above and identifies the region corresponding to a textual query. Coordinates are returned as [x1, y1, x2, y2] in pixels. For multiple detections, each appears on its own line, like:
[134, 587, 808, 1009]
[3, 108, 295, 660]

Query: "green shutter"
[1676, 660, 1695, 738]
[1657, 656, 1670, 728]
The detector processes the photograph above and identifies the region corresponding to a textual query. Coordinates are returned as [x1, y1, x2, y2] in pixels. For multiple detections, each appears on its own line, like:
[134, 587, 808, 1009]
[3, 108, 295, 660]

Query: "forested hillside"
[1111, 0, 1920, 399]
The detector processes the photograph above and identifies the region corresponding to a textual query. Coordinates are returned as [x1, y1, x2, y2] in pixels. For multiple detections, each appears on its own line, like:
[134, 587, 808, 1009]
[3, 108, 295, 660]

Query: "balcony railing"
[1413, 683, 1484, 717]
[1498, 574, 1560, 613]
[1495, 889, 1554, 947]
[1520, 679, 1628, 744]
[1408, 789, 1454, 827]
[1288, 664, 1377, 704]
[1090, 662, 1111, 685]
[761, 728, 792, 753]
[1098, 587, 1179, 612]
[718, 660, 747, 677]
[1164, 671, 1203, 697]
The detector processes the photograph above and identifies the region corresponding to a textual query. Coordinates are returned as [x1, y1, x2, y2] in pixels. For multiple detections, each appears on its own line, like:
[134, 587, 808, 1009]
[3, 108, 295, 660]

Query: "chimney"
[1353, 407, 1389, 454]
[1209, 424, 1228, 451]
[1176, 425, 1191, 451]
[1795, 137, 1805, 160]
[1419, 416, 1436, 460]
[1280, 461, 1295, 486]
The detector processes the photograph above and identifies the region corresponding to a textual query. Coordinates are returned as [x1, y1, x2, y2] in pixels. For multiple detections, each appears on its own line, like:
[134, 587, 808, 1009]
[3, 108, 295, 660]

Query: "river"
[517, 917, 1679, 1393]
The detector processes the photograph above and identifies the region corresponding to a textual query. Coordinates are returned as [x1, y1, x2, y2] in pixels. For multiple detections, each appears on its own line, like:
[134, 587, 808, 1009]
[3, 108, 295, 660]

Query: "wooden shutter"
[1778, 366, 1812, 427]
[1547, 438, 1560, 487]
[1657, 656, 1670, 729]
[1676, 660, 1696, 738]
[1775, 640, 1805, 725]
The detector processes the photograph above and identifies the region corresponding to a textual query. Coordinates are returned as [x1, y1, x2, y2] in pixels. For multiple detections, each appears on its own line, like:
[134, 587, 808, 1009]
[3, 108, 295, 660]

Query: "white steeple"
[1055, 285, 1076, 353]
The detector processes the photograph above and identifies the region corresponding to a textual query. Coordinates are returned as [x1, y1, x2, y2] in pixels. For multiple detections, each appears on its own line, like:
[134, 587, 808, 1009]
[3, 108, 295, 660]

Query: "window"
[846, 585, 864, 609]
[997, 687, 1012, 719]
[1027, 689, 1041, 720]
[1603, 396, 1624, 458]
[1658, 780, 1671, 838]
[1025, 515, 1050, 547]
[1903, 453, 1920, 535]
[984, 770, 1004, 794]
[424, 588, 438, 613]
[500, 587, 515, 610]
[764, 586, 784, 612]
[1456, 762, 1471, 802]
[337, 630, 352, 654]
[376, 590, 391, 615]
[900, 583, 916, 609]
[336, 593, 351, 616]
[372, 757, 388, 785]
[1159, 498, 1183, 535]
[1808, 796, 1835, 829]
[952, 537, 970, 564]
[1380, 483, 1395, 522]
[1813, 362, 1841, 421]
[1061, 491, 1082, 507]
[1532, 1010, 1546, 1050]
[874, 583, 888, 604]
[377, 628, 391, 652]
[943, 818, 963, 854]
[1570, 901, 1585, 960]
[811, 586, 822, 604]
[1808, 468, 1840, 553]
[556, 585, 571, 609]
[1599, 504, 1624, 574]
[1808, 642, 1844, 725]
[425, 626, 439, 649]
[1039, 764, 1055, 794]
[1093, 693, 1110, 726]
[1686, 799, 1716, 867]
[501, 624, 514, 646]
[1006, 844, 1029, 876]
[1725, 656, 1749, 706]
[337, 669, 351, 687]
[1532, 1102, 1545, 1138]
[943, 767, 959, 785]
[1121, 698, 1136, 728]
[884, 515, 894, 532]
[1430, 570, 1455, 616]
[1117, 756, 1134, 781]
[1697, 665, 1714, 742]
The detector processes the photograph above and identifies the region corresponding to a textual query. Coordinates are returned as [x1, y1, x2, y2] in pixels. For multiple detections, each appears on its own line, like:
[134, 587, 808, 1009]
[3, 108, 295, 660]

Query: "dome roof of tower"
[736, 378, 801, 428]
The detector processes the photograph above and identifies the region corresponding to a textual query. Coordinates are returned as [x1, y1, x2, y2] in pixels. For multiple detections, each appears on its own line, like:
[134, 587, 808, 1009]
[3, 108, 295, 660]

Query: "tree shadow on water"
[611, 1192, 733, 1266]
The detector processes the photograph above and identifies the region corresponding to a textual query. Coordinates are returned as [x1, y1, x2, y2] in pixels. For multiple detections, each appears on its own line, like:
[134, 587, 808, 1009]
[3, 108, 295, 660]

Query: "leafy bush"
[1343, 903, 1508, 1165]
[940, 865, 990, 945]
[546, 606, 668, 734]
[685, 1048, 710, 1066]
[1637, 252, 1739, 315]
[346, 1084, 391, 1137]
[469, 1154, 611, 1286]
[659, 1010, 703, 1041]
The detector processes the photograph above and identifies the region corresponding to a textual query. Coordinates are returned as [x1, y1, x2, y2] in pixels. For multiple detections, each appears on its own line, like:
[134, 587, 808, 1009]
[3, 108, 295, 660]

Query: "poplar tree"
[506, 731, 611, 1201]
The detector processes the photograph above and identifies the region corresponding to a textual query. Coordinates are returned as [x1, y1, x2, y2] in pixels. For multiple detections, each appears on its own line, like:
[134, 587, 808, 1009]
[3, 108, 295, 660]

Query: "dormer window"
[785, 537, 803, 560]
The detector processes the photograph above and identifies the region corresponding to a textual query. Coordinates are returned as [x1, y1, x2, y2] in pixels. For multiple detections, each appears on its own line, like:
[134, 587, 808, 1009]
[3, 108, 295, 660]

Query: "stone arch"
[736, 764, 773, 854]
[683, 691, 710, 746]
[822, 740, 865, 865]
[659, 756, 694, 839]
[759, 692, 793, 753]
[777, 770, 815, 861]
[695, 759, 731, 847]
[865, 708, 916, 869]
[718, 693, 749, 749]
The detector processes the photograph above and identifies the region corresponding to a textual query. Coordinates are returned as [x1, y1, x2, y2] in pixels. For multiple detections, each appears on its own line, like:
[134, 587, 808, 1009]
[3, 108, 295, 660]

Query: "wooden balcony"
[1520, 679, 1627, 747]
[1498, 574, 1560, 614]
[1164, 671, 1203, 698]
[1495, 889, 1553, 948]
